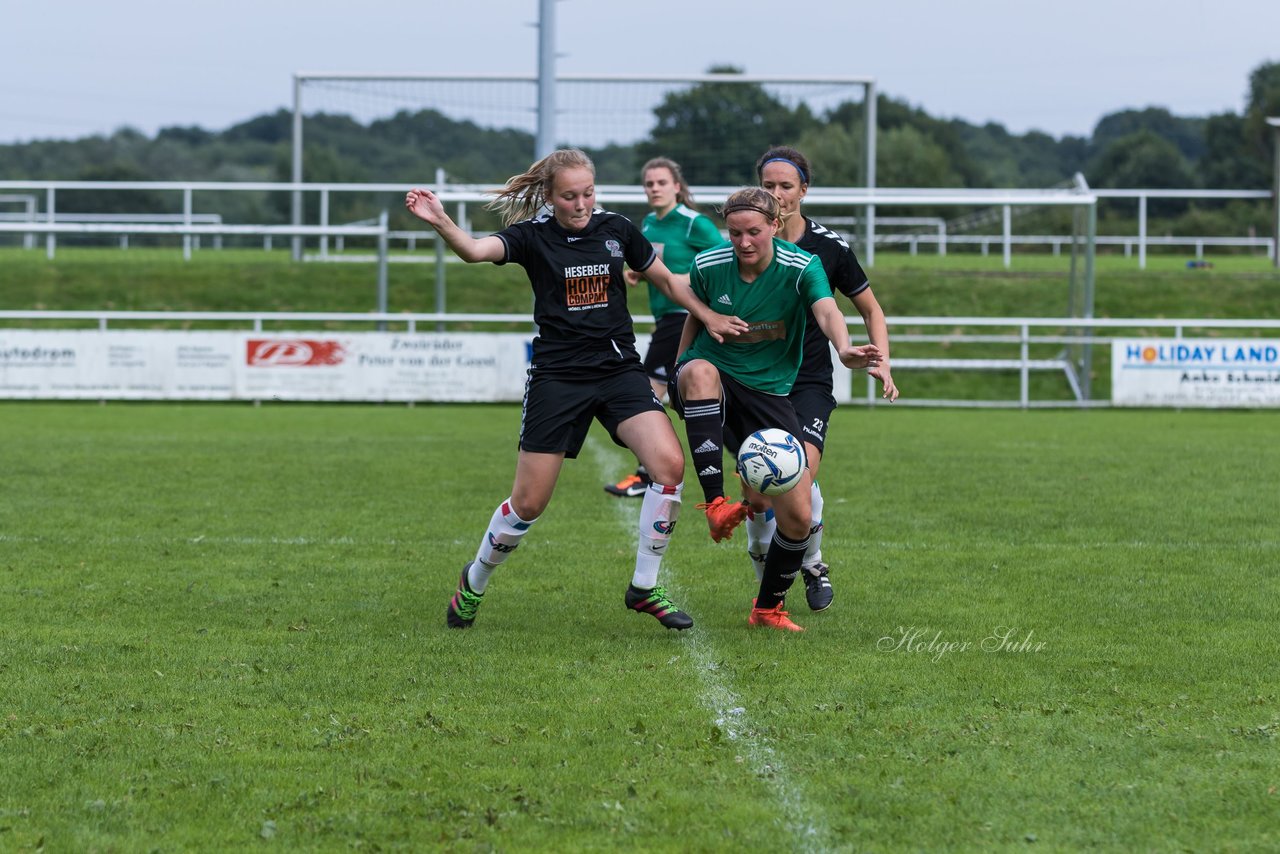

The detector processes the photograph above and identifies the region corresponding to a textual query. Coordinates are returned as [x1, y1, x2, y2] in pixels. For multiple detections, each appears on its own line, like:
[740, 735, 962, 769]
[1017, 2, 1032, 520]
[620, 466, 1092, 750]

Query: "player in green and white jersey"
[667, 188, 883, 632]
[754, 145, 899, 612]
[605, 158, 724, 498]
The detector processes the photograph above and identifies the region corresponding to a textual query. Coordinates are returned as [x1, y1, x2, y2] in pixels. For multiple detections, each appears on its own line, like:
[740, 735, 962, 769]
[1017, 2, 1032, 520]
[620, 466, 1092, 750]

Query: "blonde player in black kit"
[406, 149, 747, 631]
[752, 146, 898, 612]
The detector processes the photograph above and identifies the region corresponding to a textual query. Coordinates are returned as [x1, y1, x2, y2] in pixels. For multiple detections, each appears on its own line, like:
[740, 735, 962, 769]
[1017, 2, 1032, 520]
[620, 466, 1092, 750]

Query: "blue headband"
[762, 157, 808, 184]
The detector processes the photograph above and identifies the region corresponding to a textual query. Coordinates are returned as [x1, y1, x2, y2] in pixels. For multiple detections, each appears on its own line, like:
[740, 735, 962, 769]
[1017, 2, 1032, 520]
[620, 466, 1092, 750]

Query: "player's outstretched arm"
[645, 257, 747, 344]
[813, 296, 883, 372]
[404, 188, 504, 264]
[675, 313, 700, 362]
[850, 288, 899, 401]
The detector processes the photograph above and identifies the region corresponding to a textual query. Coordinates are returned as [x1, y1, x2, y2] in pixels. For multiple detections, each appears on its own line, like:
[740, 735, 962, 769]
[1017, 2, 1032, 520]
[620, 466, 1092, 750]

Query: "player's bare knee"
[776, 515, 811, 539]
[772, 492, 812, 539]
[647, 447, 686, 486]
[507, 493, 549, 521]
[678, 359, 721, 398]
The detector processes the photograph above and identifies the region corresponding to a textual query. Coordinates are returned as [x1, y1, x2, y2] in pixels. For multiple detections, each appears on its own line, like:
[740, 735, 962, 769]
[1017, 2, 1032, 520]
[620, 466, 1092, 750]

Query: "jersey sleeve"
[689, 253, 711, 304]
[492, 221, 527, 266]
[621, 218, 658, 272]
[832, 246, 870, 300]
[689, 214, 724, 252]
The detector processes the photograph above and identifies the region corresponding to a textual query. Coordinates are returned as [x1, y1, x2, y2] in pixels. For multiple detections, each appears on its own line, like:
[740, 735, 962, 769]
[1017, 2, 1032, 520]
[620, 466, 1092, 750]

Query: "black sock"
[756, 530, 809, 610]
[682, 397, 724, 502]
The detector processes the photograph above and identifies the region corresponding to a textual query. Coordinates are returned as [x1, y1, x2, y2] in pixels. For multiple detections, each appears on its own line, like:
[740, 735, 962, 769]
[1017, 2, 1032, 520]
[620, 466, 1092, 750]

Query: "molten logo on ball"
[736, 428, 806, 495]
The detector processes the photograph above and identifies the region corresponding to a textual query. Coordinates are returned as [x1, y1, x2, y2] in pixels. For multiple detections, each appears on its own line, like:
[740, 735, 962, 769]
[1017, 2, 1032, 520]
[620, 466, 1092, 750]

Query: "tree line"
[2, 62, 1276, 238]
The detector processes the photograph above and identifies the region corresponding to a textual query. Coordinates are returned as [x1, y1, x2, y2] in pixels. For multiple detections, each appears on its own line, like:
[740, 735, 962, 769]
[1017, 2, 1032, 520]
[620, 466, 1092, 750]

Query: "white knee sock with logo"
[803, 481, 825, 570]
[745, 506, 776, 583]
[470, 498, 537, 592]
[634, 481, 682, 589]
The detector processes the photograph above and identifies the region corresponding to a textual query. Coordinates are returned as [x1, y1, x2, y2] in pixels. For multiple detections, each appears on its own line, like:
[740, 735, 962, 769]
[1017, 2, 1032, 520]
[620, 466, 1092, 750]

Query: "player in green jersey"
[752, 145, 899, 612]
[605, 158, 724, 498]
[668, 188, 882, 631]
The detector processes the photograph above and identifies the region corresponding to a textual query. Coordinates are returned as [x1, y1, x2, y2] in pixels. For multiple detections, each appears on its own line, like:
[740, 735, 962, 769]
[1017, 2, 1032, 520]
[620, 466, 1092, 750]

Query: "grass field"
[2, 402, 1277, 850]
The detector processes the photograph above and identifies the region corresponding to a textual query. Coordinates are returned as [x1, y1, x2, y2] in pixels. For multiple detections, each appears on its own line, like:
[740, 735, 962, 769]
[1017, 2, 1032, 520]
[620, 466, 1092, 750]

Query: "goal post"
[290, 71, 877, 254]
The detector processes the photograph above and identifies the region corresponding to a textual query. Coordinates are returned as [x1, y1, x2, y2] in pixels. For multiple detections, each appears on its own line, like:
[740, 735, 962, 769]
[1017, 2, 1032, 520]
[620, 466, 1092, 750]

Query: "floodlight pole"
[865, 80, 877, 268]
[1083, 200, 1097, 402]
[1269, 117, 1280, 268]
[291, 74, 303, 262]
[535, 0, 557, 159]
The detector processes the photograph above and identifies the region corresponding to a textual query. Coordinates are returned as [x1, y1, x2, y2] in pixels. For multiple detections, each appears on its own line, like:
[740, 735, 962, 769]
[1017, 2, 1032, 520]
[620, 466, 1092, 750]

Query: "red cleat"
[696, 496, 748, 543]
[748, 600, 804, 632]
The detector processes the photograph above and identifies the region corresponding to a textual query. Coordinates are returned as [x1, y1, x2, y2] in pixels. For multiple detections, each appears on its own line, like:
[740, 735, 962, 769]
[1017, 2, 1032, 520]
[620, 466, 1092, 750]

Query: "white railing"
[0, 178, 1098, 270]
[873, 315, 1280, 408]
[784, 188, 1274, 266]
[5, 311, 1279, 408]
[2, 180, 1271, 271]
[867, 232, 1275, 259]
[1094, 188, 1273, 269]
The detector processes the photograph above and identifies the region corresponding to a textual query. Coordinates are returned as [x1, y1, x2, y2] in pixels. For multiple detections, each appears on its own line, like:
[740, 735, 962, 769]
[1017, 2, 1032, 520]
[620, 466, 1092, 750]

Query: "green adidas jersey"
[640, 204, 723, 318]
[682, 238, 834, 395]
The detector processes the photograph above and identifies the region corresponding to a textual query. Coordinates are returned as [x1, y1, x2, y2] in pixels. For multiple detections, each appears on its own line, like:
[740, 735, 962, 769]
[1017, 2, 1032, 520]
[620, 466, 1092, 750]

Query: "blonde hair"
[488, 149, 596, 227]
[721, 187, 780, 223]
[641, 156, 698, 211]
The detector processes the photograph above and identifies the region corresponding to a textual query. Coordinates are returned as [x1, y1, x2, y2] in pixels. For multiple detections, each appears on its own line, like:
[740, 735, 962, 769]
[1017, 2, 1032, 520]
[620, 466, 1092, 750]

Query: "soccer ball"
[736, 428, 806, 496]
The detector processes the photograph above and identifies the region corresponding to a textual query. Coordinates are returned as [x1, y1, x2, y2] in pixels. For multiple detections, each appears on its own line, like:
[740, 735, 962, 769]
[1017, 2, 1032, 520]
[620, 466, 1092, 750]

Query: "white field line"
[585, 436, 830, 850]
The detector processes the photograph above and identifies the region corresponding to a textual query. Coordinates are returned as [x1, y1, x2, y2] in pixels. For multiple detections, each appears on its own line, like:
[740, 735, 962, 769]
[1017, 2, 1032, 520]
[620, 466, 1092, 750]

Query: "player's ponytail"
[488, 149, 596, 226]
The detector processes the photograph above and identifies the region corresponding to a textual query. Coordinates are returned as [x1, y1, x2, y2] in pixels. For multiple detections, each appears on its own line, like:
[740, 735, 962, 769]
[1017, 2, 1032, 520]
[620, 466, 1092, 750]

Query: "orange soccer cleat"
[748, 600, 805, 632]
[696, 496, 748, 543]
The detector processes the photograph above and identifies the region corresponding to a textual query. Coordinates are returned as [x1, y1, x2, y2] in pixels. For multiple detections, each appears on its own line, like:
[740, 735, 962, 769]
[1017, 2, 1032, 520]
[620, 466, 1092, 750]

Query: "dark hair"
[641, 157, 697, 210]
[721, 187, 780, 222]
[487, 148, 595, 226]
[755, 146, 812, 186]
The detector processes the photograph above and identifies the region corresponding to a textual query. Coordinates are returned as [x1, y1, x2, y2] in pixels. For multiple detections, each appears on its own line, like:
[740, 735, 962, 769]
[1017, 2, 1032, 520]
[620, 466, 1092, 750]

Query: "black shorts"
[669, 361, 804, 458]
[789, 384, 837, 455]
[519, 365, 664, 459]
[642, 312, 687, 384]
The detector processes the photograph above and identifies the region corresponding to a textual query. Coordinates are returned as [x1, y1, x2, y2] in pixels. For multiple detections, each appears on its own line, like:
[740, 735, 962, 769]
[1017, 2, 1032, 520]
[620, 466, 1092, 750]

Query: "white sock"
[470, 498, 537, 592]
[803, 480, 825, 570]
[633, 481, 682, 589]
[745, 506, 776, 583]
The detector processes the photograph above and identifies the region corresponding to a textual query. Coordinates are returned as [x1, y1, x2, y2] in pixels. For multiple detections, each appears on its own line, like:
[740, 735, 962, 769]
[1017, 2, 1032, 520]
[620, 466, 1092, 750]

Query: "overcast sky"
[4, 0, 1278, 147]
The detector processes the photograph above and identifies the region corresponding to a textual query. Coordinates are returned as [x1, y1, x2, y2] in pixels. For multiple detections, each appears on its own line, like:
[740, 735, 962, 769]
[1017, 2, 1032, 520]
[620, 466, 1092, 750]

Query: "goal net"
[292, 72, 875, 187]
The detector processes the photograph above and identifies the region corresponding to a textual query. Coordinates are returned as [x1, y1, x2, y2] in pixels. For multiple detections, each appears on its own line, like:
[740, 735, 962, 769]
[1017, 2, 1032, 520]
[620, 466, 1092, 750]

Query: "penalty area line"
[585, 436, 831, 850]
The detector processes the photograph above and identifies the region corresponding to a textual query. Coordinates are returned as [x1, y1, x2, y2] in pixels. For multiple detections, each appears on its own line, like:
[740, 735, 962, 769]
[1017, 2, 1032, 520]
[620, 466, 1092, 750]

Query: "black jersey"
[496, 207, 657, 376]
[793, 216, 870, 390]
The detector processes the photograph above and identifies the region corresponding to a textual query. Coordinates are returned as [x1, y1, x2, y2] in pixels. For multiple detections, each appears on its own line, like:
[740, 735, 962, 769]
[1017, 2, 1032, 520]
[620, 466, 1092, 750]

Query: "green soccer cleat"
[625, 584, 693, 631]
[446, 562, 485, 629]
